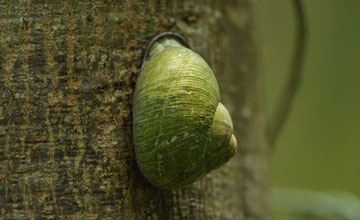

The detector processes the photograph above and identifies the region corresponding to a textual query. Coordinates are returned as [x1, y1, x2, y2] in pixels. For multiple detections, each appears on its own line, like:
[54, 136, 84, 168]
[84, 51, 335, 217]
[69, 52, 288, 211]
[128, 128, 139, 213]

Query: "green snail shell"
[133, 32, 237, 190]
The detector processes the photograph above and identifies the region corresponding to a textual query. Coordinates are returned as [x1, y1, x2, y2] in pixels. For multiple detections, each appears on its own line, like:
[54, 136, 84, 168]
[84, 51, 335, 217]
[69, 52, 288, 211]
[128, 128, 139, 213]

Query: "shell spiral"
[133, 33, 237, 190]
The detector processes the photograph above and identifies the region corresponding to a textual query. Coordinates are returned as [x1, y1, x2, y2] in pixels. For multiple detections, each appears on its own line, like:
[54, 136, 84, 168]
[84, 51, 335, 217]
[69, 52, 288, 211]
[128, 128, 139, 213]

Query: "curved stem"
[268, 0, 308, 148]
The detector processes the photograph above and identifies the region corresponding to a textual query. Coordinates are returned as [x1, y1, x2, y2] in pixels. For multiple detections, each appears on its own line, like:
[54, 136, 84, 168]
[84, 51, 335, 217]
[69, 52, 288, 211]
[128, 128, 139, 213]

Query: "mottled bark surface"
[0, 0, 269, 219]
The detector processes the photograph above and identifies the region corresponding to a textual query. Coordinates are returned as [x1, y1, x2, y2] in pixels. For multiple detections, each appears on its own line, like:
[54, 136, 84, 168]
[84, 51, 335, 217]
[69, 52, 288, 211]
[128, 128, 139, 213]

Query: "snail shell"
[133, 32, 237, 190]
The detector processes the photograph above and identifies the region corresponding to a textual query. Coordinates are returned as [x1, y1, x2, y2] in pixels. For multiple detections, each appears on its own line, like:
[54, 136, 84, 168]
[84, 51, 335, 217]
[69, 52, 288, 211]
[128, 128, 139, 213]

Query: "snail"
[133, 32, 237, 190]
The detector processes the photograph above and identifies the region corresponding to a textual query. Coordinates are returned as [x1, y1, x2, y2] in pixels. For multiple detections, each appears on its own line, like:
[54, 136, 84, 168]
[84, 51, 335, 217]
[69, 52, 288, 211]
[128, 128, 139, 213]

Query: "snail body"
[133, 33, 237, 190]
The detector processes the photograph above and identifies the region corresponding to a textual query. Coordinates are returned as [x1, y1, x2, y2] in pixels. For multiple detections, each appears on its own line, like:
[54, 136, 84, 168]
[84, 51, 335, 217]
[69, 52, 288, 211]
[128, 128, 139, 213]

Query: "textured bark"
[0, 0, 269, 219]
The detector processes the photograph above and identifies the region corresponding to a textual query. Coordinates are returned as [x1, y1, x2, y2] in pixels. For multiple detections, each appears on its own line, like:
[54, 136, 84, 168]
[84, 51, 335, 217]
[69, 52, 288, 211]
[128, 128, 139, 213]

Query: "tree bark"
[0, 0, 269, 219]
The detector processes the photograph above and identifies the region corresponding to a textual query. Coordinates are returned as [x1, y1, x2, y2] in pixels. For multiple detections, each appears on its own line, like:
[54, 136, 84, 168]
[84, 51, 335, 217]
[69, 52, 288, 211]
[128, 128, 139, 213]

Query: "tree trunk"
[0, 0, 269, 219]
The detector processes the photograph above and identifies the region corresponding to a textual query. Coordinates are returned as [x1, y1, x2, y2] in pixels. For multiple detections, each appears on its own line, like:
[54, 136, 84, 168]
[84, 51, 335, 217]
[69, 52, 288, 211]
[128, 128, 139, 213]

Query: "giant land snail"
[133, 32, 237, 190]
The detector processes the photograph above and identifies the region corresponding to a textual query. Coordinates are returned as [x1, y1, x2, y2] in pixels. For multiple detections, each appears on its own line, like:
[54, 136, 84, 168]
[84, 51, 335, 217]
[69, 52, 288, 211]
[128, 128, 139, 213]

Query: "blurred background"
[260, 0, 360, 219]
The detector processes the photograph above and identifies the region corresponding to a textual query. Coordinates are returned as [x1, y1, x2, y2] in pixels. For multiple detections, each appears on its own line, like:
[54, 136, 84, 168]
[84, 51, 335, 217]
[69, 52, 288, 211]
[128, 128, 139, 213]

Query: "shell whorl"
[207, 103, 237, 171]
[133, 33, 237, 190]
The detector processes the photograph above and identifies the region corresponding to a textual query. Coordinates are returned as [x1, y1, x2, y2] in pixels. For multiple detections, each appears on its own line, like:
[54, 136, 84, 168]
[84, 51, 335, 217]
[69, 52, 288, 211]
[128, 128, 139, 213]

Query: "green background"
[261, 0, 360, 218]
